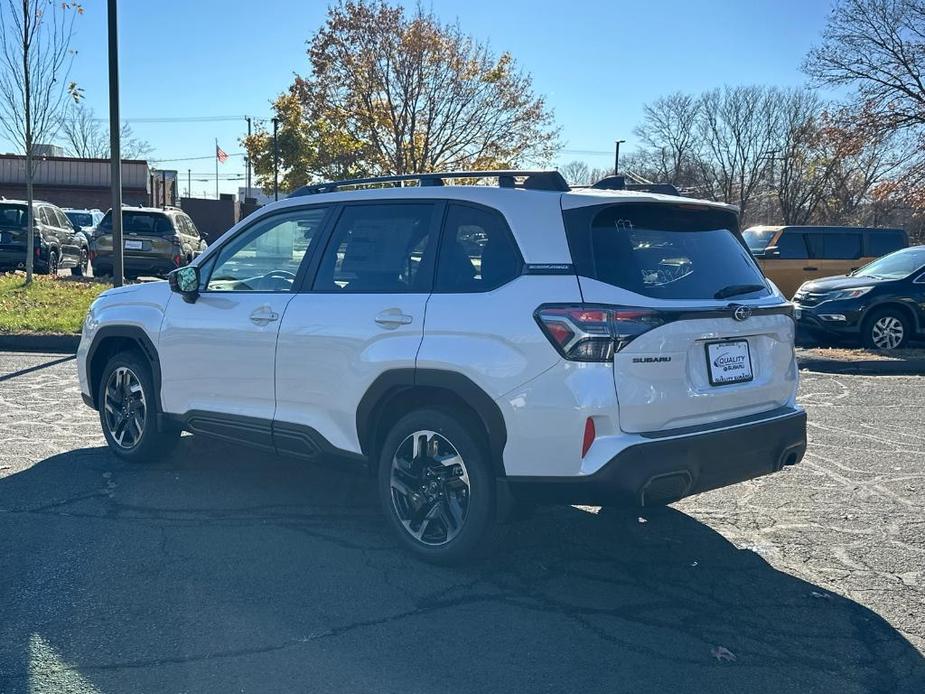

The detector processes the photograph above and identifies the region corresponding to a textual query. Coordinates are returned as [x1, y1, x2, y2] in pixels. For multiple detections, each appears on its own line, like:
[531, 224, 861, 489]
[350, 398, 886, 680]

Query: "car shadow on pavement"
[1, 437, 923, 694]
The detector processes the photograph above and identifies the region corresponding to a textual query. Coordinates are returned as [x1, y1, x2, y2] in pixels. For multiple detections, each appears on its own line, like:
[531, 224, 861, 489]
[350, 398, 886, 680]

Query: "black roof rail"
[288, 170, 570, 197]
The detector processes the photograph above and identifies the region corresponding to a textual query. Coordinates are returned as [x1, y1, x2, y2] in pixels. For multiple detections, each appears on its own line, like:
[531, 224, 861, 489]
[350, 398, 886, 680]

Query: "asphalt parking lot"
[1, 351, 923, 693]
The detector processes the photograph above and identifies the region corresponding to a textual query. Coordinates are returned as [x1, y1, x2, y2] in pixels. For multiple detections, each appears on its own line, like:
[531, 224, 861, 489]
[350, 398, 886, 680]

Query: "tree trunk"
[23, 0, 34, 284]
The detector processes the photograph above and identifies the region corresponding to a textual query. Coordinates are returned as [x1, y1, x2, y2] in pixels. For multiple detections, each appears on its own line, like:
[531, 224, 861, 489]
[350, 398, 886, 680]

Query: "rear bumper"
[92, 253, 179, 276]
[0, 247, 51, 271]
[506, 407, 807, 506]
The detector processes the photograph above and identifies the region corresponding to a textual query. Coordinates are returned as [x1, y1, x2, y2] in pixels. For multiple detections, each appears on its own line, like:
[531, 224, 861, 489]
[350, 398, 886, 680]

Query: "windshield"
[565, 203, 769, 300]
[0, 203, 28, 229]
[742, 228, 776, 254]
[99, 210, 174, 235]
[66, 212, 94, 228]
[855, 247, 925, 280]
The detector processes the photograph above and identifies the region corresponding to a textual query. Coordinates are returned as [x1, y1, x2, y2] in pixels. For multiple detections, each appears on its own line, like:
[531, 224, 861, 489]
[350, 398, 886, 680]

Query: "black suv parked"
[793, 246, 925, 349]
[0, 199, 89, 275]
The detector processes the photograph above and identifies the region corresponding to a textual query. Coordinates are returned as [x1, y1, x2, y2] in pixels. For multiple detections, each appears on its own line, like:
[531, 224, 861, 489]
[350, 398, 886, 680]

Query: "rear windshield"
[66, 212, 93, 228]
[742, 228, 776, 254]
[99, 211, 173, 235]
[564, 203, 769, 300]
[0, 203, 27, 229]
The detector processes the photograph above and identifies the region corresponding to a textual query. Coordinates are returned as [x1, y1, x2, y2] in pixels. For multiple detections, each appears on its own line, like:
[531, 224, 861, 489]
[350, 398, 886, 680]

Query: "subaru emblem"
[733, 305, 752, 321]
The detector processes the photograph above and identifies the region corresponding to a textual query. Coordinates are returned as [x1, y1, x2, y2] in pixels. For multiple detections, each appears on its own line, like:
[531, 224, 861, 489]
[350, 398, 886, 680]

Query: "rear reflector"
[581, 417, 596, 458]
[534, 304, 665, 362]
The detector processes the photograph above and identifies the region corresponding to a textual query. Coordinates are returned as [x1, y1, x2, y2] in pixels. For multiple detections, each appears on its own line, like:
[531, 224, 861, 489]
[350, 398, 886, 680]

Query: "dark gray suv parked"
[0, 199, 89, 275]
[91, 207, 207, 279]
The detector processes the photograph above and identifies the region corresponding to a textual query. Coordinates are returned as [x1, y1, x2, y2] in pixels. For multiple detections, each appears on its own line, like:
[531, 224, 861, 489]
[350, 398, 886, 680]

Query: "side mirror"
[764, 245, 781, 258]
[168, 265, 200, 303]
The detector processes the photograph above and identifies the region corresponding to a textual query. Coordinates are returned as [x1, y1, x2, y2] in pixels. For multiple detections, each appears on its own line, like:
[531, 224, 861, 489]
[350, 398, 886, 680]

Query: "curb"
[797, 355, 925, 376]
[0, 334, 79, 354]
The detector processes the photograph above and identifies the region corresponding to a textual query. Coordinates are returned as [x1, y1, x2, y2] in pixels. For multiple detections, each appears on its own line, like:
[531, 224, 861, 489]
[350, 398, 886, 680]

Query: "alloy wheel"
[389, 430, 470, 546]
[871, 316, 904, 349]
[102, 366, 147, 449]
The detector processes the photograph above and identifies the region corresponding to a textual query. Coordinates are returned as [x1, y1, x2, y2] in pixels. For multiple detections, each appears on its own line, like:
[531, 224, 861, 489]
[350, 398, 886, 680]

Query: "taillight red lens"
[534, 304, 664, 362]
[581, 417, 596, 458]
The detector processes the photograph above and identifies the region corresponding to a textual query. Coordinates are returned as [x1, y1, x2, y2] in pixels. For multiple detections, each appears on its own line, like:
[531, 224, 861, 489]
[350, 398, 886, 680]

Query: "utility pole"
[107, 0, 124, 287]
[187, 169, 191, 199]
[161, 170, 167, 207]
[215, 137, 219, 199]
[614, 139, 626, 176]
[245, 116, 252, 195]
[272, 117, 279, 201]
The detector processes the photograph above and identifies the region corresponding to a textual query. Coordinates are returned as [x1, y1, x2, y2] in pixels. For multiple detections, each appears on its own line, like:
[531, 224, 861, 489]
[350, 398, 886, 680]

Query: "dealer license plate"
[706, 340, 753, 386]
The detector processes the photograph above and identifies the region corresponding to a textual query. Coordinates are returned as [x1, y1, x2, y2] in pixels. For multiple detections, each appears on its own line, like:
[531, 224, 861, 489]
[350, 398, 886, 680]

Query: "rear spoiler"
[591, 175, 680, 197]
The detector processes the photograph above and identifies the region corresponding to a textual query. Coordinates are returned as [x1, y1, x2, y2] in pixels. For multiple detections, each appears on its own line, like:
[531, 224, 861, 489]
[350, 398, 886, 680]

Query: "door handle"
[249, 308, 280, 325]
[803, 266, 818, 271]
[374, 310, 413, 328]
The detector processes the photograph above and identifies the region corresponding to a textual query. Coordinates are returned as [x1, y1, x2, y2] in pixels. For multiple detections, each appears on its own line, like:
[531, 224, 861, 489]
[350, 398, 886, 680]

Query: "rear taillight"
[534, 304, 665, 362]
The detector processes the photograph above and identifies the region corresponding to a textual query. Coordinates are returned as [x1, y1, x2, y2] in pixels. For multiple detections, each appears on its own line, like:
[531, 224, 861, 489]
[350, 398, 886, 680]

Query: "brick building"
[0, 154, 151, 209]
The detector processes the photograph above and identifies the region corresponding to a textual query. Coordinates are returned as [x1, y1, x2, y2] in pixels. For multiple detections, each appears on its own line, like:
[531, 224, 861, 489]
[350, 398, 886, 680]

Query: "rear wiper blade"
[714, 283, 766, 300]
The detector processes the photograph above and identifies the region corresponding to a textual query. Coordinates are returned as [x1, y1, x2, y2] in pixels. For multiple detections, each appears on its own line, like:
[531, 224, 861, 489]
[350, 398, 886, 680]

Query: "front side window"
[206, 207, 327, 292]
[565, 203, 768, 300]
[313, 203, 435, 292]
[776, 231, 809, 259]
[66, 212, 93, 228]
[435, 204, 521, 292]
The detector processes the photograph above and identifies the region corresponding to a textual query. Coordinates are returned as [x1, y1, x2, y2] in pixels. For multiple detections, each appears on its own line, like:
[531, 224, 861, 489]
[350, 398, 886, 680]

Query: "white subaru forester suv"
[78, 171, 806, 563]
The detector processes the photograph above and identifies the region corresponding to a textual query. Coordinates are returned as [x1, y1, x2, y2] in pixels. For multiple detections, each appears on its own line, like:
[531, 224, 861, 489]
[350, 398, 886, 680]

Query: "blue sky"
[2, 0, 836, 196]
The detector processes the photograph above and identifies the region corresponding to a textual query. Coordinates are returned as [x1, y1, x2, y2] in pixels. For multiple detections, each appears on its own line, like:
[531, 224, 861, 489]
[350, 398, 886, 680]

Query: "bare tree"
[804, 0, 925, 206]
[633, 92, 701, 185]
[559, 160, 590, 185]
[696, 86, 783, 223]
[61, 105, 153, 160]
[0, 0, 82, 283]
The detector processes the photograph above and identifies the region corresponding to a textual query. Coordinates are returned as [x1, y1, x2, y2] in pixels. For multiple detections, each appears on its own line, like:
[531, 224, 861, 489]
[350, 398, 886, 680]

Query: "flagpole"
[215, 138, 219, 199]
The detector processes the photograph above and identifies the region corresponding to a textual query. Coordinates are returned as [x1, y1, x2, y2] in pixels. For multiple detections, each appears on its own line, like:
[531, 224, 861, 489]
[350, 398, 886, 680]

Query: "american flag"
[216, 144, 228, 163]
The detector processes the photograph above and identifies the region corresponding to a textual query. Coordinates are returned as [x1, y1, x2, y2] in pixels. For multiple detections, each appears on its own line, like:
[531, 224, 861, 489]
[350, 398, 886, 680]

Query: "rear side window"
[812, 232, 862, 259]
[775, 231, 809, 259]
[563, 203, 768, 300]
[866, 230, 906, 257]
[313, 203, 436, 293]
[435, 203, 521, 292]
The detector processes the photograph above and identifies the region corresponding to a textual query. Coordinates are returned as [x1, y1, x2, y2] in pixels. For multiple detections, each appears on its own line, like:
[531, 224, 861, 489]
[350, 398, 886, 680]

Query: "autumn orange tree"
[244, 0, 560, 192]
[805, 0, 925, 208]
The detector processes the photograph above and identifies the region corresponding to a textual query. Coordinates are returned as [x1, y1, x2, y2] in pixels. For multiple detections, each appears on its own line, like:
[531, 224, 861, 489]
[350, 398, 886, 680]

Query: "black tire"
[377, 408, 497, 564]
[41, 251, 58, 276]
[862, 307, 910, 350]
[97, 351, 179, 462]
[70, 247, 88, 277]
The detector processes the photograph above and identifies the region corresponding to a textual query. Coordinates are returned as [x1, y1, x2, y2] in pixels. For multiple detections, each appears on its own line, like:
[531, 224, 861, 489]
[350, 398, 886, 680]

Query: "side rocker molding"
[85, 326, 161, 410]
[357, 368, 509, 477]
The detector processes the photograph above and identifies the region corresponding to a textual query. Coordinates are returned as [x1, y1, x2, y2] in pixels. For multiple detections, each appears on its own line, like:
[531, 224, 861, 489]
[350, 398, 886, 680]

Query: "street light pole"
[107, 0, 124, 287]
[272, 117, 279, 201]
[614, 139, 626, 176]
[245, 116, 252, 195]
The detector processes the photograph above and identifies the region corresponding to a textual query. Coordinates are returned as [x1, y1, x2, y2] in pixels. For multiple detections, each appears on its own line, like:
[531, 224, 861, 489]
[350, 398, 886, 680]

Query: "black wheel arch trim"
[86, 326, 161, 411]
[865, 299, 921, 332]
[357, 368, 508, 477]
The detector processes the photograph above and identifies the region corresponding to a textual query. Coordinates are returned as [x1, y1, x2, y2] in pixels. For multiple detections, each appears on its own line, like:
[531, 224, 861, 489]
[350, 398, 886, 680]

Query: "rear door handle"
[375, 310, 413, 328]
[803, 266, 818, 271]
[249, 308, 280, 325]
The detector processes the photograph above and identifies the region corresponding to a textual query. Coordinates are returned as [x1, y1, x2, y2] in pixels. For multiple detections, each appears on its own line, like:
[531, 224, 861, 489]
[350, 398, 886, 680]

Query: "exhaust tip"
[640, 471, 692, 506]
